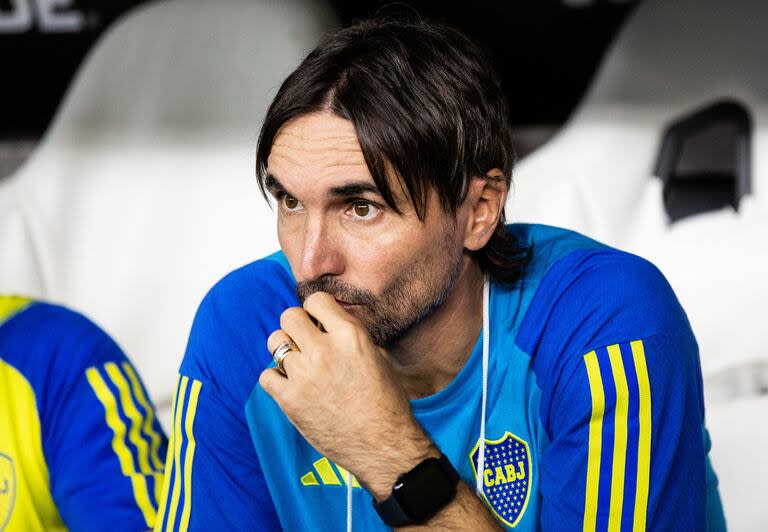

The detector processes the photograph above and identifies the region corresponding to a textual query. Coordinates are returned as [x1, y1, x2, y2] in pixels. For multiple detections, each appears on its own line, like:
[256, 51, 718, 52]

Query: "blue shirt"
[0, 297, 168, 531]
[156, 224, 725, 531]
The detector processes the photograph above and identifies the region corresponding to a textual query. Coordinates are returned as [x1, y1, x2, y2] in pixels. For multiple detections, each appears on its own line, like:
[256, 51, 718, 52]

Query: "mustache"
[296, 277, 377, 307]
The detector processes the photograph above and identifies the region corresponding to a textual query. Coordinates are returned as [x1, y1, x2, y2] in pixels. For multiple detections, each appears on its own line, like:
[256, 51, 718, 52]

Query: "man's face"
[266, 111, 468, 347]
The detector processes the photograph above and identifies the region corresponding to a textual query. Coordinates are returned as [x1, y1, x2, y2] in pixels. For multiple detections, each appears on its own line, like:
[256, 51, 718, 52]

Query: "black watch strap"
[373, 453, 460, 527]
[373, 489, 411, 528]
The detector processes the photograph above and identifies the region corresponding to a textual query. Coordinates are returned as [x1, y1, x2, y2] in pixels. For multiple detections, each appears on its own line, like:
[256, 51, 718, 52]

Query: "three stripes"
[583, 340, 652, 532]
[155, 375, 202, 532]
[86, 361, 167, 528]
[300, 456, 361, 488]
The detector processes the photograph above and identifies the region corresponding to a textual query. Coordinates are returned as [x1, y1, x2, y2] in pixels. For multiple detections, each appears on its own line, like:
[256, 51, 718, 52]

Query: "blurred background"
[1, 0, 766, 529]
[0, 0, 639, 174]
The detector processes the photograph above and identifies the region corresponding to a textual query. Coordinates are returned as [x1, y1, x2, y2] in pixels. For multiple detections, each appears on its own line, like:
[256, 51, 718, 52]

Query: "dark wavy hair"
[256, 18, 531, 284]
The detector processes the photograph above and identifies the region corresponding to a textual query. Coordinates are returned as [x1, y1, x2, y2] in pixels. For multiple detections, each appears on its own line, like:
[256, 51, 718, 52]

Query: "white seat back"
[511, 0, 768, 378]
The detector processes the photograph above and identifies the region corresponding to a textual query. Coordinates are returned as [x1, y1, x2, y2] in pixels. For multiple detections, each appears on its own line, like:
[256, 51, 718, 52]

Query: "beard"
[296, 241, 464, 348]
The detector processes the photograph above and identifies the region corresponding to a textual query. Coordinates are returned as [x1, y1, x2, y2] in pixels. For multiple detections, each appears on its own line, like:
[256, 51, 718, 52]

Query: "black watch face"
[393, 458, 456, 522]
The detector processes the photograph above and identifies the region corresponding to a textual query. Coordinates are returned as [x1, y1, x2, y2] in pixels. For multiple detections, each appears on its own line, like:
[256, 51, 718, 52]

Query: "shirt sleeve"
[517, 249, 724, 531]
[154, 259, 296, 531]
[153, 373, 278, 531]
[542, 333, 710, 530]
[31, 304, 169, 531]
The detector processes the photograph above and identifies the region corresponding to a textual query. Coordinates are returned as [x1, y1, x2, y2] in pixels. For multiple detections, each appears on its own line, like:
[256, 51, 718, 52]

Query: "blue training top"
[0, 297, 168, 531]
[156, 224, 726, 531]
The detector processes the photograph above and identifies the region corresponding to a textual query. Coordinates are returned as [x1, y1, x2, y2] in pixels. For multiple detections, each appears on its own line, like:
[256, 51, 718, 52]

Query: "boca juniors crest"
[469, 432, 532, 528]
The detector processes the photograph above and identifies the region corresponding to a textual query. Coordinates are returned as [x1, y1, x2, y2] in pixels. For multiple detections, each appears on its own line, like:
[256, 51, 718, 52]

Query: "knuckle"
[303, 291, 320, 308]
[258, 370, 272, 392]
[280, 306, 303, 328]
[267, 330, 283, 346]
[305, 290, 331, 307]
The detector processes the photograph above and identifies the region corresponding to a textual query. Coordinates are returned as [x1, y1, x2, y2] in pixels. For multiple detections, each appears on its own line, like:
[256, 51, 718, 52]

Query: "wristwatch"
[372, 453, 460, 527]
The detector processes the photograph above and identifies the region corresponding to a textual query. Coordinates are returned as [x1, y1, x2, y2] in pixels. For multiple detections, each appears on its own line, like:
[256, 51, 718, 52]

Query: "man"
[0, 295, 167, 530]
[155, 19, 725, 530]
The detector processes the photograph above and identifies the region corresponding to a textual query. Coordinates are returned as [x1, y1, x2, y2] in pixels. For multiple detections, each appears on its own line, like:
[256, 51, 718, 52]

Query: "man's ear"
[463, 169, 507, 251]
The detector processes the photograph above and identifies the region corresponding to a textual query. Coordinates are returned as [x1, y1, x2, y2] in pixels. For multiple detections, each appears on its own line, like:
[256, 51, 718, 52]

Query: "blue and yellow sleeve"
[542, 334, 718, 530]
[154, 372, 279, 531]
[78, 359, 168, 530]
[518, 249, 726, 531]
[0, 299, 168, 531]
[154, 258, 296, 530]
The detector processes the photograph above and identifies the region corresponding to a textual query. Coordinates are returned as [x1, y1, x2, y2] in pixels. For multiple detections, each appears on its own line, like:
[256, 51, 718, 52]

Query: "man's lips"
[335, 299, 359, 308]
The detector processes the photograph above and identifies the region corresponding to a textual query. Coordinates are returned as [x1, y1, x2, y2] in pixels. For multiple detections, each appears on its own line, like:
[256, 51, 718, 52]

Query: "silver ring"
[272, 341, 298, 375]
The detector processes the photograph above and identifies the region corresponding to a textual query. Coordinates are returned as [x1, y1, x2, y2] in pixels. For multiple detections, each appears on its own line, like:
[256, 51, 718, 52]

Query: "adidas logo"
[300, 457, 361, 489]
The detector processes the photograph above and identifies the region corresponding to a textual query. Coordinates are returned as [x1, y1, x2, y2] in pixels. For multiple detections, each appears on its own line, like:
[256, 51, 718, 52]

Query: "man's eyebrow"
[329, 181, 382, 198]
[264, 173, 286, 195]
[265, 174, 383, 200]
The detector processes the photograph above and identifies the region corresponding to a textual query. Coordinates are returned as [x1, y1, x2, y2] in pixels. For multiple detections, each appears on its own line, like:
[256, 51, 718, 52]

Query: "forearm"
[358, 425, 502, 531]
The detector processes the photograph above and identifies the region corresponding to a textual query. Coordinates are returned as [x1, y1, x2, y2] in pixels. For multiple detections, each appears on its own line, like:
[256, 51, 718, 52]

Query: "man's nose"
[298, 217, 344, 281]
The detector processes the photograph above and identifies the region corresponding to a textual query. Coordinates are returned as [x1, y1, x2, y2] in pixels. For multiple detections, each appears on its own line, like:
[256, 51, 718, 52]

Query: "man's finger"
[279, 306, 321, 349]
[259, 367, 287, 401]
[302, 291, 359, 333]
[267, 329, 301, 377]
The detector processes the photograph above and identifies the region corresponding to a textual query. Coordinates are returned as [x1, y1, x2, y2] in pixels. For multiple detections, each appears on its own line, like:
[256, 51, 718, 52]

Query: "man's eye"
[349, 201, 379, 220]
[282, 195, 301, 211]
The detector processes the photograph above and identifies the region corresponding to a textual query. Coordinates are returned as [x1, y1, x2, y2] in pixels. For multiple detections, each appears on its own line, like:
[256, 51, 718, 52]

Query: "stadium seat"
[0, 0, 338, 427]
[509, 0, 768, 528]
[0, 182, 43, 295]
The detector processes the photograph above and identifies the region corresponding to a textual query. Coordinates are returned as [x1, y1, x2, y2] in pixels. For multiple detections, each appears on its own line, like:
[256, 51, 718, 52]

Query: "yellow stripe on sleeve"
[86, 367, 156, 528]
[583, 351, 604, 532]
[607, 344, 629, 532]
[154, 375, 181, 532]
[631, 340, 652, 532]
[164, 376, 189, 531]
[178, 379, 202, 531]
[104, 363, 154, 475]
[122, 362, 166, 471]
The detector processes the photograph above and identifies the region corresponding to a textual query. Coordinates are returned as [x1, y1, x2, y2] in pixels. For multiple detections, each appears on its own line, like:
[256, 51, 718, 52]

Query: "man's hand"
[259, 291, 438, 499]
